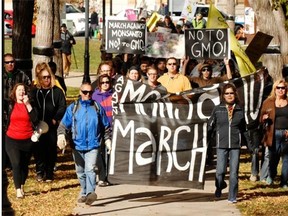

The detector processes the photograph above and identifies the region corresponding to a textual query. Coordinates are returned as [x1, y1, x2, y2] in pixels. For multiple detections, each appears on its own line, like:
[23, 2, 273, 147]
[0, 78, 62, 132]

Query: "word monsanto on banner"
[109, 68, 270, 189]
[105, 20, 146, 54]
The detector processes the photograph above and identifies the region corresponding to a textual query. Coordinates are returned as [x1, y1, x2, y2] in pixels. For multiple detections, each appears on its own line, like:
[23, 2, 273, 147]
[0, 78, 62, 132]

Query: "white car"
[64, 3, 86, 36]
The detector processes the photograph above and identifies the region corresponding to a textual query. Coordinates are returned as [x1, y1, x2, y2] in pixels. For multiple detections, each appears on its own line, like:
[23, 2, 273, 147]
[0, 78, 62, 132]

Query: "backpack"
[66, 99, 101, 148]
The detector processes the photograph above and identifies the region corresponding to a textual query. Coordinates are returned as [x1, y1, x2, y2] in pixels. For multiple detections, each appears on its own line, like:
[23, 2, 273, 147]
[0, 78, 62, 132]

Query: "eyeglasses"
[4, 61, 15, 64]
[224, 92, 235, 95]
[81, 90, 93, 95]
[167, 63, 177, 66]
[201, 68, 210, 72]
[100, 81, 110, 84]
[42, 75, 51, 80]
[148, 73, 157, 76]
[276, 86, 286, 90]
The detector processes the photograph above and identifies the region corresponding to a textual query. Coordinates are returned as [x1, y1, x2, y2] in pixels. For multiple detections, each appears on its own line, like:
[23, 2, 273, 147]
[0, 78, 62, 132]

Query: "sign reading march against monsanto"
[108, 69, 270, 189]
[105, 20, 146, 54]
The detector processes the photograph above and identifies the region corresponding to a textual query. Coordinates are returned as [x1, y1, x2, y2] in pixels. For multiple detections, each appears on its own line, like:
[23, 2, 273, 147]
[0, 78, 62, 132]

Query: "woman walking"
[208, 83, 249, 203]
[5, 83, 38, 198]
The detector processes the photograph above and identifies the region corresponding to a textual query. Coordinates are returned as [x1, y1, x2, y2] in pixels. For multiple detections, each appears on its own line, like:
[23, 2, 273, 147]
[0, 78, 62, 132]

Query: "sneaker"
[16, 189, 24, 199]
[228, 199, 237, 204]
[250, 175, 258, 182]
[36, 174, 44, 182]
[98, 180, 109, 187]
[215, 188, 222, 198]
[85, 192, 97, 205]
[266, 176, 273, 185]
[77, 196, 87, 203]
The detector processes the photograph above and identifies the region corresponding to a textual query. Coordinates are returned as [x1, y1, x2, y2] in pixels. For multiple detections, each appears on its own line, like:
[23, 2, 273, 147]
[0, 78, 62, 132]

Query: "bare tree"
[12, 0, 34, 79]
[248, 0, 288, 80]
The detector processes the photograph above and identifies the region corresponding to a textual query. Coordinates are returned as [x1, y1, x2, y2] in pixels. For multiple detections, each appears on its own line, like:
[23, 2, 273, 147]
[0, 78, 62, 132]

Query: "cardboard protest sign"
[245, 32, 273, 65]
[185, 28, 230, 60]
[105, 20, 146, 54]
[146, 32, 185, 59]
[109, 68, 270, 189]
[125, 9, 137, 21]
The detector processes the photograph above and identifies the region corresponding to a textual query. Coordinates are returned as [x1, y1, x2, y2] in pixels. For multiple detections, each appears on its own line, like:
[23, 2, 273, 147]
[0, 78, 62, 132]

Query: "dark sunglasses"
[276, 86, 286, 90]
[167, 63, 177, 66]
[201, 68, 210, 72]
[4, 61, 15, 64]
[42, 75, 51, 80]
[81, 90, 93, 95]
[100, 81, 110, 84]
[224, 92, 235, 95]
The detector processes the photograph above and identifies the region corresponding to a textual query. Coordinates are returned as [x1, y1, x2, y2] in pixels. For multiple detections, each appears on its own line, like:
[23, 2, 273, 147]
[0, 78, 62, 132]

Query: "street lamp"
[83, 0, 91, 83]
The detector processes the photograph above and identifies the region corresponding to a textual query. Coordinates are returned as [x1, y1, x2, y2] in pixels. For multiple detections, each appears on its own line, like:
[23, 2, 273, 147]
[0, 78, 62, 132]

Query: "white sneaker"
[98, 180, 108, 187]
[249, 175, 258, 182]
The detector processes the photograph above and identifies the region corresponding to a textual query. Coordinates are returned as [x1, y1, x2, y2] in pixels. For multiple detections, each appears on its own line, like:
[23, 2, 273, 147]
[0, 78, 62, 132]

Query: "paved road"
[65, 72, 241, 216]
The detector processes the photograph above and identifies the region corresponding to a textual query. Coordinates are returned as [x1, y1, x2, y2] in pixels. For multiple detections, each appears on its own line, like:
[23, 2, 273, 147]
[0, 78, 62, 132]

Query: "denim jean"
[260, 146, 269, 181]
[248, 128, 261, 176]
[268, 129, 288, 186]
[72, 148, 98, 196]
[215, 148, 240, 201]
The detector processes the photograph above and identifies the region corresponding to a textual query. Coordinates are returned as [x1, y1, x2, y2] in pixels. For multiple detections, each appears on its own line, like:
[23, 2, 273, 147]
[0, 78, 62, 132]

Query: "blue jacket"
[58, 99, 111, 151]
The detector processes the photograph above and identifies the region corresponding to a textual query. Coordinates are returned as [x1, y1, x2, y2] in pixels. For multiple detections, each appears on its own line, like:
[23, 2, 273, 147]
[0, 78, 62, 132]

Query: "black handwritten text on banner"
[109, 69, 269, 189]
[105, 20, 146, 54]
[185, 28, 230, 60]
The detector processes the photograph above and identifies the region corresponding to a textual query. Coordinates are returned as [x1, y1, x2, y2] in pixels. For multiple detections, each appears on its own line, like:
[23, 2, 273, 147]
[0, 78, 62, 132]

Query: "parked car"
[4, 10, 36, 37]
[64, 3, 86, 36]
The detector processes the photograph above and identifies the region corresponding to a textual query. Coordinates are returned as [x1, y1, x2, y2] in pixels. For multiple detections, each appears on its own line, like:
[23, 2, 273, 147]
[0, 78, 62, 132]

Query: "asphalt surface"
[65, 72, 241, 216]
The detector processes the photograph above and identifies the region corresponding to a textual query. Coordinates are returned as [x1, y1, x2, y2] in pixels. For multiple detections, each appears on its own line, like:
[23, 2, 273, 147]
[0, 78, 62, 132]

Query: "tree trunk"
[248, 0, 288, 80]
[226, 0, 236, 31]
[12, 0, 34, 80]
[52, 0, 63, 77]
[32, 0, 54, 78]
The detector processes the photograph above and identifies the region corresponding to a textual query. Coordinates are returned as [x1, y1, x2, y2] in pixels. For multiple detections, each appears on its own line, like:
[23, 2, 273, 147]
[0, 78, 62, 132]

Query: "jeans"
[268, 129, 288, 186]
[72, 148, 98, 196]
[215, 148, 240, 201]
[260, 146, 269, 181]
[248, 128, 261, 176]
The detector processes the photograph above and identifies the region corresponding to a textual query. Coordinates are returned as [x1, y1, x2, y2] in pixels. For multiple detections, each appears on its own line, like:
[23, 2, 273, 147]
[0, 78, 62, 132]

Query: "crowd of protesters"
[2, 9, 288, 210]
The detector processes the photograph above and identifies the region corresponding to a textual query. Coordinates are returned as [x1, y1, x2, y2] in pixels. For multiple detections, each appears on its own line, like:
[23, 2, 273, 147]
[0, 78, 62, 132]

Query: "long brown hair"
[34, 62, 56, 89]
[9, 83, 28, 102]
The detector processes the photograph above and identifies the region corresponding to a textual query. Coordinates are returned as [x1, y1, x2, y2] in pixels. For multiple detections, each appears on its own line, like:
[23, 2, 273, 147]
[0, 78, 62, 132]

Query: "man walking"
[57, 82, 111, 205]
[60, 23, 76, 78]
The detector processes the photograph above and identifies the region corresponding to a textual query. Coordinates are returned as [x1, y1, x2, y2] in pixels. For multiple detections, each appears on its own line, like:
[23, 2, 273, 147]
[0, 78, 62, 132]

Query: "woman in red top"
[5, 83, 38, 198]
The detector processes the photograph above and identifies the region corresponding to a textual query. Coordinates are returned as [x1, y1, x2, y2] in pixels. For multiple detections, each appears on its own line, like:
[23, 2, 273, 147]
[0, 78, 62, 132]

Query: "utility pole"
[82, 0, 90, 83]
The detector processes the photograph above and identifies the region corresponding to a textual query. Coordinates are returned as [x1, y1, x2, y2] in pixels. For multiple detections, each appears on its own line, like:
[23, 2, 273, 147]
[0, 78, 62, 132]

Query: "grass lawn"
[4, 37, 288, 216]
[3, 37, 102, 74]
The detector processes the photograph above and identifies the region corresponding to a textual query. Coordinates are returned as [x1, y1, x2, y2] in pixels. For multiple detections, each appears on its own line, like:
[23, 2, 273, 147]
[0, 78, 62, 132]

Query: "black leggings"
[5, 136, 34, 189]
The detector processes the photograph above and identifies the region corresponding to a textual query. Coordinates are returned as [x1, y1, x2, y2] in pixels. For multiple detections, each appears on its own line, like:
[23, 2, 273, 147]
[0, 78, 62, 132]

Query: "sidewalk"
[65, 73, 241, 216]
[64, 72, 98, 88]
[72, 167, 241, 216]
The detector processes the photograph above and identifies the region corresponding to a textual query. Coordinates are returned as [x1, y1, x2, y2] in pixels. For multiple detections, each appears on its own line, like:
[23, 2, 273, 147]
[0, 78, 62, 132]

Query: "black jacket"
[207, 103, 249, 149]
[31, 86, 66, 128]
